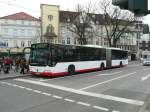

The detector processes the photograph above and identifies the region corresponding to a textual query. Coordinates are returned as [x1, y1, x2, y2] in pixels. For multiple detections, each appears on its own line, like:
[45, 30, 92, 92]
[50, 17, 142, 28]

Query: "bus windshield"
[30, 49, 49, 66]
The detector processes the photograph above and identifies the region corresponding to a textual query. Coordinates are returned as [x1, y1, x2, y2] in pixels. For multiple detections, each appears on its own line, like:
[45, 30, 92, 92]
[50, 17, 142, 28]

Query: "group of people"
[0, 56, 29, 74]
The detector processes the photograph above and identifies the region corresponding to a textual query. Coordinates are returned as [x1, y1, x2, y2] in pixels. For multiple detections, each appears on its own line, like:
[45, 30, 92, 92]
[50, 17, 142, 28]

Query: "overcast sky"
[0, 0, 150, 26]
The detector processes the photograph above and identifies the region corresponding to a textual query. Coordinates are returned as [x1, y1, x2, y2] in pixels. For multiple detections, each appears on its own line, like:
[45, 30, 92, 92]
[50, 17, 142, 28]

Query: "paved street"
[0, 61, 150, 112]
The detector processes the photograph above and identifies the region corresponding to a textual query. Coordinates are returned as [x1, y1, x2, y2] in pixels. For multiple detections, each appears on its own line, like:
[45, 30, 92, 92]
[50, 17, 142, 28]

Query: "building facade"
[40, 4, 59, 44]
[40, 4, 148, 60]
[58, 11, 140, 56]
[0, 12, 41, 48]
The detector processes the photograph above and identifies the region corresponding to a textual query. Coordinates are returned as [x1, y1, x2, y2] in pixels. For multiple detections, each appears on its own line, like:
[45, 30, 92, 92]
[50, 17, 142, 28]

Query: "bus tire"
[120, 61, 123, 67]
[68, 65, 75, 75]
[100, 63, 105, 70]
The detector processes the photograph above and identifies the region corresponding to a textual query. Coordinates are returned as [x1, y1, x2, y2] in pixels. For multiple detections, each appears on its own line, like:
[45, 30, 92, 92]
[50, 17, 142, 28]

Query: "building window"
[36, 29, 41, 36]
[22, 20, 24, 25]
[48, 15, 53, 21]
[4, 28, 8, 34]
[28, 21, 31, 25]
[13, 20, 16, 24]
[4, 40, 8, 46]
[74, 38, 77, 45]
[92, 14, 95, 18]
[128, 46, 130, 50]
[28, 29, 32, 36]
[96, 38, 99, 45]
[139, 43, 142, 48]
[21, 41, 24, 47]
[21, 29, 25, 36]
[28, 41, 31, 47]
[55, 40, 57, 44]
[5, 20, 8, 24]
[67, 38, 70, 44]
[62, 40, 65, 44]
[13, 29, 18, 36]
[14, 40, 17, 47]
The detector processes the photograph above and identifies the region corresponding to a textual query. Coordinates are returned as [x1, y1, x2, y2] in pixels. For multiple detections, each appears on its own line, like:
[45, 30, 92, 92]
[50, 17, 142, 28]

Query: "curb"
[0, 74, 32, 80]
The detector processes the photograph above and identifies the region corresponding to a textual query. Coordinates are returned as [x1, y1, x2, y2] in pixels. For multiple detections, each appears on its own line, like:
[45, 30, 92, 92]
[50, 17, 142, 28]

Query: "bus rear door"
[106, 49, 112, 68]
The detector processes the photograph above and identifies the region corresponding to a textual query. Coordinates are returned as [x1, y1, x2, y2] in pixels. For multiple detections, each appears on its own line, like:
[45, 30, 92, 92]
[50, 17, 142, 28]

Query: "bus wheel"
[68, 65, 75, 75]
[120, 62, 123, 67]
[100, 63, 105, 70]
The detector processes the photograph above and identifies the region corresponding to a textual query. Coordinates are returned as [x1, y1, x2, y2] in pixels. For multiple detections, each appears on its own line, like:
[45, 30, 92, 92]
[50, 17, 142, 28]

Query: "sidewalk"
[0, 70, 31, 80]
[128, 60, 141, 65]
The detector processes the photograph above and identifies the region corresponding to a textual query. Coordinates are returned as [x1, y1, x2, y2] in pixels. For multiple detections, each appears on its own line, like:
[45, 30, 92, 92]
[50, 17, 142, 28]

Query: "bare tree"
[67, 3, 97, 45]
[97, 0, 139, 47]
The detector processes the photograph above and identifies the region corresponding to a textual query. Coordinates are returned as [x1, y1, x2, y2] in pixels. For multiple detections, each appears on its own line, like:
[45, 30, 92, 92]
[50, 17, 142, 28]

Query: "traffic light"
[112, 0, 128, 9]
[112, 0, 148, 16]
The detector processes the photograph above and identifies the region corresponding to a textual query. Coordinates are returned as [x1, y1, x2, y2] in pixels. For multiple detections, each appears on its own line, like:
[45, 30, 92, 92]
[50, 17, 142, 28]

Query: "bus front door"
[106, 49, 112, 68]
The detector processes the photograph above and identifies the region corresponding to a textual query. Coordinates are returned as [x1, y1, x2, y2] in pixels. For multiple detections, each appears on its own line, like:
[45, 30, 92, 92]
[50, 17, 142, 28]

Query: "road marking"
[141, 74, 150, 81]
[25, 88, 33, 91]
[15, 78, 144, 106]
[0, 81, 121, 112]
[18, 86, 25, 89]
[0, 81, 7, 84]
[64, 98, 75, 102]
[77, 102, 91, 107]
[80, 72, 136, 90]
[52, 95, 63, 99]
[33, 90, 42, 93]
[41, 92, 51, 96]
[39, 76, 76, 82]
[112, 111, 120, 112]
[97, 71, 122, 76]
[5, 82, 12, 86]
[11, 84, 18, 87]
[93, 105, 109, 111]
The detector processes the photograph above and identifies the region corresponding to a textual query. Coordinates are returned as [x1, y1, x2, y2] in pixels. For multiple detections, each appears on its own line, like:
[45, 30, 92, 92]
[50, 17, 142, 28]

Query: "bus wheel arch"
[68, 65, 75, 75]
[100, 63, 105, 70]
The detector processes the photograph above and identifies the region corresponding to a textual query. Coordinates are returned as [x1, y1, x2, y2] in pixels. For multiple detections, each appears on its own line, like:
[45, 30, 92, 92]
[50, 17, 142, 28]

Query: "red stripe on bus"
[31, 64, 127, 77]
[76, 68, 99, 73]
[43, 72, 69, 76]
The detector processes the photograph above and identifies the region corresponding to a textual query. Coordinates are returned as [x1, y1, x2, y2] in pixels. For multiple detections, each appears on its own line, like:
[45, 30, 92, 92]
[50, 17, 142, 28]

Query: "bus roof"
[32, 43, 126, 51]
[77, 44, 123, 51]
[83, 45, 104, 48]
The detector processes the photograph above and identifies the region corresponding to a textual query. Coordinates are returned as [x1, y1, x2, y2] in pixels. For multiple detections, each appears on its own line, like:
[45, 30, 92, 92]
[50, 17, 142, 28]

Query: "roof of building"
[59, 11, 142, 27]
[0, 12, 39, 21]
[59, 11, 80, 23]
[59, 11, 105, 24]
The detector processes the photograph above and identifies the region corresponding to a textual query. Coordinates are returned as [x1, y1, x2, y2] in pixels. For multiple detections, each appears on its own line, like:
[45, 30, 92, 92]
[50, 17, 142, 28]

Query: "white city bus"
[29, 43, 128, 76]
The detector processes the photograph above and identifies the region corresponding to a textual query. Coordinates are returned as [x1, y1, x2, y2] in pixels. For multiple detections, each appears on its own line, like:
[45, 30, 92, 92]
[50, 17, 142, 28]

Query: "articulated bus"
[29, 43, 128, 76]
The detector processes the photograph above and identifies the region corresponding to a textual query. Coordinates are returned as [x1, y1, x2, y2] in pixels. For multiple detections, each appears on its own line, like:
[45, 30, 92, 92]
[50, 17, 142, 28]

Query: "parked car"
[143, 58, 150, 66]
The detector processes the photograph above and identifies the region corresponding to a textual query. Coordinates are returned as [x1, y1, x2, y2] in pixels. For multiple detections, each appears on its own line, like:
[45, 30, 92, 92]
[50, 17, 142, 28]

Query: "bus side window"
[48, 48, 57, 66]
[56, 48, 63, 62]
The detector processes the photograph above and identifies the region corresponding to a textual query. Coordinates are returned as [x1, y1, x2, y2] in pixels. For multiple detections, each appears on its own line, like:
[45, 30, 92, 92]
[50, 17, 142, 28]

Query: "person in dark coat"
[20, 58, 26, 74]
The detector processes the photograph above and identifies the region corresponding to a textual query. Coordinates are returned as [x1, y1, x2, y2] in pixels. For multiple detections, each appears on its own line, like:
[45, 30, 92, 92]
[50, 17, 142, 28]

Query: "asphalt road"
[0, 61, 150, 112]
